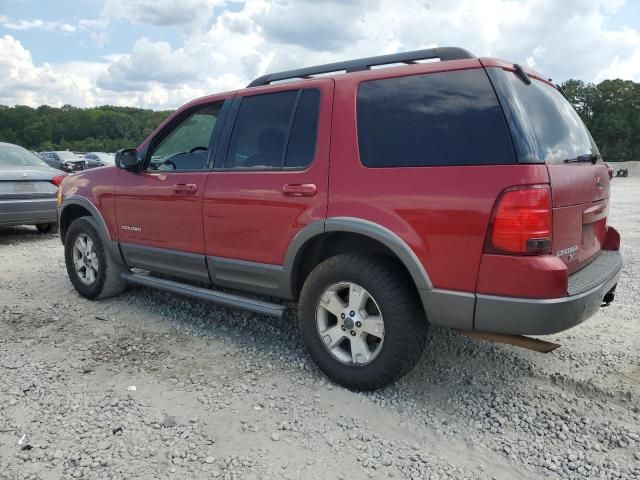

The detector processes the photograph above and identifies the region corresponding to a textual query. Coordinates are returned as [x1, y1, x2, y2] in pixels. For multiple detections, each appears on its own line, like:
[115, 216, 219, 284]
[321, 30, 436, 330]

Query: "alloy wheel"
[315, 282, 385, 366]
[72, 233, 99, 286]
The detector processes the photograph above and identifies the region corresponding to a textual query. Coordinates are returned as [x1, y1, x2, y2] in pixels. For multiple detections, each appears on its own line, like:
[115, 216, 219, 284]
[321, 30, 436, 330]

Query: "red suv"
[58, 47, 622, 391]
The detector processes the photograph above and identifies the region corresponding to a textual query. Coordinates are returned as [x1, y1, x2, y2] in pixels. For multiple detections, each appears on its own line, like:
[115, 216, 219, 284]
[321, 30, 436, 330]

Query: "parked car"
[38, 151, 87, 172]
[57, 47, 622, 390]
[0, 142, 66, 233]
[83, 152, 115, 169]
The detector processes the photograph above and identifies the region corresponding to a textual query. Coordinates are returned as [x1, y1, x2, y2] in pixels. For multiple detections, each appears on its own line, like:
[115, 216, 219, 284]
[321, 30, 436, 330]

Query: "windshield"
[503, 74, 599, 164]
[0, 145, 48, 167]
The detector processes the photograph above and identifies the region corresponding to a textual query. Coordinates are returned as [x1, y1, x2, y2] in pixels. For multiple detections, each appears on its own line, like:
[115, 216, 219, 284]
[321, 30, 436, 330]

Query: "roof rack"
[247, 47, 474, 88]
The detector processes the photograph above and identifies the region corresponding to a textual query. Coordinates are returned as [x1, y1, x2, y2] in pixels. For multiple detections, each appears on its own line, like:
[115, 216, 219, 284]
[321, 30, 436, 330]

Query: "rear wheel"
[298, 253, 428, 391]
[36, 223, 58, 234]
[64, 216, 127, 299]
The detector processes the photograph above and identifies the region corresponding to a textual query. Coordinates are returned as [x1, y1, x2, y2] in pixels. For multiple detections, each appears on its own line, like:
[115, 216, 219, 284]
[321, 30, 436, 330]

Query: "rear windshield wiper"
[564, 153, 601, 164]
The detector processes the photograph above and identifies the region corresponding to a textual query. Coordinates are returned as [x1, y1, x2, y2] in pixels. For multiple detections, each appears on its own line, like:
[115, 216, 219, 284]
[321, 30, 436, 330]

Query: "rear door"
[114, 98, 229, 283]
[486, 66, 610, 273]
[203, 79, 333, 295]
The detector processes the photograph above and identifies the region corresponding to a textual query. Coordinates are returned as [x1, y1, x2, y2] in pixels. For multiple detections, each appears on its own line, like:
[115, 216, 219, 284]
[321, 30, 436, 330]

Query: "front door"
[114, 97, 229, 283]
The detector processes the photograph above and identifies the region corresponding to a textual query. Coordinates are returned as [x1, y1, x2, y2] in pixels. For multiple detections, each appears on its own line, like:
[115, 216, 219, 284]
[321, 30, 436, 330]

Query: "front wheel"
[64, 216, 127, 299]
[298, 253, 428, 391]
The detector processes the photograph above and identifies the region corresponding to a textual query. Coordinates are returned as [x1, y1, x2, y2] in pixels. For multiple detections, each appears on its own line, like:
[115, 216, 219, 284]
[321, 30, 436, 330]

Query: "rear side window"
[225, 89, 320, 169]
[285, 89, 320, 168]
[491, 70, 598, 164]
[357, 69, 515, 167]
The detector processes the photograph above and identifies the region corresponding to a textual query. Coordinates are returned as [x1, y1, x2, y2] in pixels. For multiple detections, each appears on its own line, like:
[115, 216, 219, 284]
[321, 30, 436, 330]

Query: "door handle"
[282, 183, 317, 197]
[173, 183, 198, 194]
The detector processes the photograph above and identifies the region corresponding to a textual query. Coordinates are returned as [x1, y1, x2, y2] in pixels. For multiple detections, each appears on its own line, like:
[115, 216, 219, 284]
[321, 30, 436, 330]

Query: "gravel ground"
[0, 173, 639, 480]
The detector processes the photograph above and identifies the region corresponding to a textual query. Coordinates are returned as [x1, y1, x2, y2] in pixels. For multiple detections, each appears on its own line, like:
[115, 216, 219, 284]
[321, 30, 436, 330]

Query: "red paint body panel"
[547, 163, 610, 273]
[328, 69, 549, 292]
[476, 254, 568, 299]
[114, 170, 206, 253]
[203, 79, 334, 264]
[62, 167, 118, 238]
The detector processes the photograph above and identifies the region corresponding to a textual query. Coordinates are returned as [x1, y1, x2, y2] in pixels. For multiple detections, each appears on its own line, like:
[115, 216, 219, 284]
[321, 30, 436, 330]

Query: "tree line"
[0, 105, 171, 153]
[560, 79, 640, 162]
[0, 78, 638, 160]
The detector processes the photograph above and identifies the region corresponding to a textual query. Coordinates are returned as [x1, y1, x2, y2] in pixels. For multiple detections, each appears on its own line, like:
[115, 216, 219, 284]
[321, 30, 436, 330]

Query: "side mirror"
[115, 149, 142, 171]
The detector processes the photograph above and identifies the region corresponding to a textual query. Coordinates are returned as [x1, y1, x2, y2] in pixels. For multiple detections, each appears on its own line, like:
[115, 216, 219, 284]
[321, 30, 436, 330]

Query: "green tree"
[560, 78, 640, 162]
[0, 104, 171, 152]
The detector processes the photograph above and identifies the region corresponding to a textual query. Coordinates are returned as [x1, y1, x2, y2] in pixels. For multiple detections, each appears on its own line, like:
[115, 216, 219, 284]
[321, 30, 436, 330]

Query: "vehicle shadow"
[126, 285, 544, 404]
[0, 225, 58, 246]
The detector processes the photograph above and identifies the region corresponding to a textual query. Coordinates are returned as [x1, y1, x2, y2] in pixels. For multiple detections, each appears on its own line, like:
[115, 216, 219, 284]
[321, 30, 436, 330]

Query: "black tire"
[64, 216, 128, 300]
[36, 223, 58, 234]
[298, 253, 428, 391]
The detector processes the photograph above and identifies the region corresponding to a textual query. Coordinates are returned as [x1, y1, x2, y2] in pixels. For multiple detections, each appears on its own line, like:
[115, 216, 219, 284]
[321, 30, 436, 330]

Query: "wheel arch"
[286, 217, 433, 300]
[59, 196, 125, 266]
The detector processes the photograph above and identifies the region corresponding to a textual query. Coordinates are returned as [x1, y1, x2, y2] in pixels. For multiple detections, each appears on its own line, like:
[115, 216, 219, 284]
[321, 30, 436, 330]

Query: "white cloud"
[97, 38, 201, 91]
[0, 35, 205, 109]
[0, 35, 96, 107]
[0, 17, 78, 33]
[1, 0, 640, 109]
[254, 0, 373, 52]
[102, 0, 222, 27]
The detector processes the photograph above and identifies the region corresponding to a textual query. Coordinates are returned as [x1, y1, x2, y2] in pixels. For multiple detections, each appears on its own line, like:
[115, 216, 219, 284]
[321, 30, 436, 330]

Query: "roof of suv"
[146, 47, 554, 150]
[247, 46, 475, 87]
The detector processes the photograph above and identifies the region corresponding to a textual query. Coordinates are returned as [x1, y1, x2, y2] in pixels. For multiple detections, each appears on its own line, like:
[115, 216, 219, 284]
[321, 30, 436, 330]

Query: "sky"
[1, 0, 640, 110]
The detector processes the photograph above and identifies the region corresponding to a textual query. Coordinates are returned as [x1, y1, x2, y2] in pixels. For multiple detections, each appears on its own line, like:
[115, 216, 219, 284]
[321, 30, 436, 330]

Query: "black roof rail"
[247, 47, 475, 87]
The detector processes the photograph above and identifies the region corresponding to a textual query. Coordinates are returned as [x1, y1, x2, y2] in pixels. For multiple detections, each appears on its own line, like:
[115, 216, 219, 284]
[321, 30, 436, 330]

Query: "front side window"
[149, 102, 222, 171]
[225, 88, 321, 170]
[357, 69, 516, 167]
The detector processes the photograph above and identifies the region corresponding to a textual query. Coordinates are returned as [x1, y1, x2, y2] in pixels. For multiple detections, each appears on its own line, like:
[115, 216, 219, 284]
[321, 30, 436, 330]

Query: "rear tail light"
[51, 174, 67, 187]
[485, 185, 552, 255]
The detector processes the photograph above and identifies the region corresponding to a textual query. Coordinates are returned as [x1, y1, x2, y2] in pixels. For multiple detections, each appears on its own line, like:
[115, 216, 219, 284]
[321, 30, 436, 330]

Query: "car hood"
[0, 165, 60, 181]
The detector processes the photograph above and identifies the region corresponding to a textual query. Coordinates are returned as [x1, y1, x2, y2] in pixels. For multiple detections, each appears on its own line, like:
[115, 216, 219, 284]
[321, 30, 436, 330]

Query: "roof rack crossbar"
[247, 46, 474, 87]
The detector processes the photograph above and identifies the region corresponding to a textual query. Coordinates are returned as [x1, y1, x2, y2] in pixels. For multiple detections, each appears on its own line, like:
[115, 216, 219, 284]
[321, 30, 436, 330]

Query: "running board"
[122, 273, 288, 318]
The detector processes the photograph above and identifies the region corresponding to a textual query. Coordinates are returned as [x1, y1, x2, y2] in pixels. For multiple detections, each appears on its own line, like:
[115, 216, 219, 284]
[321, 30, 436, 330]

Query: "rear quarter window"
[357, 69, 516, 167]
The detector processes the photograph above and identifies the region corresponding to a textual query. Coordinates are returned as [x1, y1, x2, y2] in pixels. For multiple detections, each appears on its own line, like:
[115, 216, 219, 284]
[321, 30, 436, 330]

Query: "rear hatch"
[485, 64, 610, 274]
[0, 167, 59, 199]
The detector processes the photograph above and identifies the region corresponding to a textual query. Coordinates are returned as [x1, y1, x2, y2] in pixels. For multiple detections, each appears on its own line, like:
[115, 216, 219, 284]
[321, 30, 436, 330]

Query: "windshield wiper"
[564, 153, 601, 164]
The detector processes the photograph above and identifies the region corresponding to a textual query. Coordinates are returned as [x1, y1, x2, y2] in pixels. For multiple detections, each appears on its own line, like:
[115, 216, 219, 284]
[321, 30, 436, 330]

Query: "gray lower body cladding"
[0, 197, 58, 227]
[473, 250, 622, 335]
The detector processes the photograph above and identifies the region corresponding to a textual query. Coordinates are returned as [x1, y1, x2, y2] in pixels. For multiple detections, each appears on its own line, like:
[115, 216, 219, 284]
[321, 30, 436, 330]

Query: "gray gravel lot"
[0, 171, 639, 480]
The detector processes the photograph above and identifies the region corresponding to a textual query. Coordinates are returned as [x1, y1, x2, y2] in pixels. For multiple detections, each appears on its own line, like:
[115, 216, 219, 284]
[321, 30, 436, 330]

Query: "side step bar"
[122, 272, 288, 318]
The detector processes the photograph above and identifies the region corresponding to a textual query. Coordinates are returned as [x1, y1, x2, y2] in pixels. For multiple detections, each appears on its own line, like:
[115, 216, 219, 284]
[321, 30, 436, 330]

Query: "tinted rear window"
[357, 69, 515, 167]
[499, 73, 598, 164]
[285, 89, 320, 168]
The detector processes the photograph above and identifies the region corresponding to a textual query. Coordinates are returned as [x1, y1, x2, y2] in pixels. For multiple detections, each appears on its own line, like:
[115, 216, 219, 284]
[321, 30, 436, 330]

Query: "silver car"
[38, 151, 87, 172]
[0, 142, 66, 233]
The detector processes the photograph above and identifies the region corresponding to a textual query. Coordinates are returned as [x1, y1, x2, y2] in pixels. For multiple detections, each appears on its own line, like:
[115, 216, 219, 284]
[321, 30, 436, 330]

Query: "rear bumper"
[474, 250, 623, 335]
[0, 198, 58, 227]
